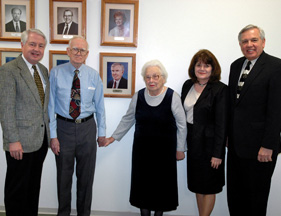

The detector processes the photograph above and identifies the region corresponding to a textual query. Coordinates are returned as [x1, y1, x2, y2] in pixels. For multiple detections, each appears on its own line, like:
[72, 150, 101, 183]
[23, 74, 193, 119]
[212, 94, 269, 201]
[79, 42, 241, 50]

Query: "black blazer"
[57, 22, 78, 35]
[181, 80, 228, 159]
[228, 51, 281, 158]
[5, 20, 26, 32]
[107, 77, 128, 89]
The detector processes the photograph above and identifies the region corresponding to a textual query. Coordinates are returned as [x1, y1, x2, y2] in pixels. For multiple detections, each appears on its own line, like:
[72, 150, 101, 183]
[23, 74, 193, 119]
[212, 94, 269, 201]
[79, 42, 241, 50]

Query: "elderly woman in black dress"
[102, 59, 187, 216]
[181, 49, 228, 216]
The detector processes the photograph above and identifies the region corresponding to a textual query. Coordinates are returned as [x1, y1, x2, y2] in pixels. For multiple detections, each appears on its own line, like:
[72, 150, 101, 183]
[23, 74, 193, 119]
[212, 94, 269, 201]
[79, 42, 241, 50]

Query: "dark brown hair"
[188, 49, 221, 83]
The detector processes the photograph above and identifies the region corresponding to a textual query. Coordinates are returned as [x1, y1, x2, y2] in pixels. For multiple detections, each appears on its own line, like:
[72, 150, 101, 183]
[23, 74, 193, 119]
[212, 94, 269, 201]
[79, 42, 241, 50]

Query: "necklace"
[197, 82, 208, 87]
[148, 87, 165, 97]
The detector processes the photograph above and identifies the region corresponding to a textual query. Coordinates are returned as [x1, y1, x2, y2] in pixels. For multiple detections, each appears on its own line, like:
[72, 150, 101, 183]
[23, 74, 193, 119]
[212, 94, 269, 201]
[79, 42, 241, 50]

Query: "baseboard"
[0, 206, 185, 216]
[0, 206, 140, 216]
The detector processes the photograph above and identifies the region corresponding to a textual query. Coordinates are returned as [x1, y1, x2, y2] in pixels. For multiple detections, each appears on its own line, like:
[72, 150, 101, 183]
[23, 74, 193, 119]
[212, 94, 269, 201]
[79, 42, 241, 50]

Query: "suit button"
[41, 125, 44, 127]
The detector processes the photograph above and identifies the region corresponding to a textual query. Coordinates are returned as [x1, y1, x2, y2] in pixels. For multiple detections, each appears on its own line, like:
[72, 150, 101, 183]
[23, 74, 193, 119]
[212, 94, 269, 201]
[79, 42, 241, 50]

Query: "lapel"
[16, 55, 43, 108]
[236, 52, 266, 104]
[196, 83, 212, 106]
[181, 79, 212, 106]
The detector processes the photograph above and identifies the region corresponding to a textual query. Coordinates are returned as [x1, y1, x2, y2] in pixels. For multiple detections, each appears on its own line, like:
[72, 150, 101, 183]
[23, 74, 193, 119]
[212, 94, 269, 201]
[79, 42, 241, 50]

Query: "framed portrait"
[100, 52, 136, 98]
[49, 50, 70, 70]
[101, 0, 139, 47]
[0, 48, 22, 65]
[49, 0, 86, 44]
[0, 0, 34, 41]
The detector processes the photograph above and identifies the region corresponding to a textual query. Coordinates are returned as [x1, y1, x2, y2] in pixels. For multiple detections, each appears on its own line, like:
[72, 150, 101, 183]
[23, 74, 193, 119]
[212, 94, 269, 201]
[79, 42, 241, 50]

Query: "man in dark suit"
[57, 9, 78, 35]
[0, 29, 49, 216]
[107, 62, 128, 89]
[5, 7, 26, 32]
[227, 24, 281, 216]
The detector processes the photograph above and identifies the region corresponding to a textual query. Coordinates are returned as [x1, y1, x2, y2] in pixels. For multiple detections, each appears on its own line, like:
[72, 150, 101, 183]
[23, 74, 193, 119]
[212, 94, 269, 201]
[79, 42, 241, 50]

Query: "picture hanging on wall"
[0, 48, 22, 65]
[0, 0, 34, 42]
[101, 0, 139, 47]
[49, 50, 70, 71]
[100, 52, 136, 98]
[49, 0, 86, 44]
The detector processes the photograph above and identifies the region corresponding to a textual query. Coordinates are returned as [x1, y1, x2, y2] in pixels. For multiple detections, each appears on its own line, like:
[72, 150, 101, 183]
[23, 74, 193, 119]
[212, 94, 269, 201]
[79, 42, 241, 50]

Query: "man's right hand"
[9, 142, 24, 160]
[50, 138, 60, 155]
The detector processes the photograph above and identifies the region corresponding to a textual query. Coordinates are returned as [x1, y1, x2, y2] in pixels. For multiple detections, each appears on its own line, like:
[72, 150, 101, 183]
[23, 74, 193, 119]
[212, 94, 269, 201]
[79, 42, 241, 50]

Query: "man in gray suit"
[0, 29, 49, 216]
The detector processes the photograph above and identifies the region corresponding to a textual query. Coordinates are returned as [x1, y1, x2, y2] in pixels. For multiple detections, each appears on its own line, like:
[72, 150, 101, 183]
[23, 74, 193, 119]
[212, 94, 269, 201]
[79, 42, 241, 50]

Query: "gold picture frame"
[0, 48, 22, 65]
[101, 0, 139, 47]
[100, 52, 136, 98]
[49, 0, 86, 44]
[0, 0, 35, 41]
[49, 50, 70, 71]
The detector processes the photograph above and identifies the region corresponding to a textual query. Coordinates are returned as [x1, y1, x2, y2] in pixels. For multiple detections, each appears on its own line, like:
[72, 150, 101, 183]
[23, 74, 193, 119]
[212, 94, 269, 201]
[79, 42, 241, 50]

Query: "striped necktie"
[237, 61, 251, 99]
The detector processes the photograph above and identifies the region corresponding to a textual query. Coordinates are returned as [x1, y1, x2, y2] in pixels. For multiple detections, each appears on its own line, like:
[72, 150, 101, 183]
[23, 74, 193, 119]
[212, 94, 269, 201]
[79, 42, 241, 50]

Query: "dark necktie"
[64, 24, 69, 35]
[113, 81, 116, 88]
[69, 70, 81, 119]
[32, 65, 44, 107]
[15, 22, 20, 32]
[237, 61, 251, 99]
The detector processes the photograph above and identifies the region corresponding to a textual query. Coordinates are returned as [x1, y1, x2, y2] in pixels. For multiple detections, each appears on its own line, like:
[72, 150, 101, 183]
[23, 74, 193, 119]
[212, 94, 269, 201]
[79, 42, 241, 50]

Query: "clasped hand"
[98, 137, 115, 147]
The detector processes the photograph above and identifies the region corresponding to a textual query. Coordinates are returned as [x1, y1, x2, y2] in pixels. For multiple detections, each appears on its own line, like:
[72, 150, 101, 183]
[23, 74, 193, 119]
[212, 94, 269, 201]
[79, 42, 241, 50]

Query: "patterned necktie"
[15, 22, 20, 32]
[237, 61, 251, 99]
[32, 65, 45, 107]
[69, 70, 81, 119]
[64, 24, 69, 35]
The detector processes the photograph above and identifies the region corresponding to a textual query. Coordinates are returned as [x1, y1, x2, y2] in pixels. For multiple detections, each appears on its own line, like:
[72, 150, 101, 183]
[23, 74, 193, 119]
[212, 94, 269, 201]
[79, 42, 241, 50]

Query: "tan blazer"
[0, 55, 50, 152]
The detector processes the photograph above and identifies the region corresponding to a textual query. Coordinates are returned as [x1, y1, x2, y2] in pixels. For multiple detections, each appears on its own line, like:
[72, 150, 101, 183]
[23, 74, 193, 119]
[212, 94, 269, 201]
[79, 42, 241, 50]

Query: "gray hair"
[141, 60, 168, 83]
[111, 62, 124, 71]
[238, 24, 265, 42]
[68, 36, 89, 50]
[21, 29, 47, 45]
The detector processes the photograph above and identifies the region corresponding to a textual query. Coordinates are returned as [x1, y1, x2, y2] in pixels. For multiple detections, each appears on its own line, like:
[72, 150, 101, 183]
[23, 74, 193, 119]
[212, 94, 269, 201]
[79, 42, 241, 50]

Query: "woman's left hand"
[210, 157, 222, 169]
[176, 151, 185, 161]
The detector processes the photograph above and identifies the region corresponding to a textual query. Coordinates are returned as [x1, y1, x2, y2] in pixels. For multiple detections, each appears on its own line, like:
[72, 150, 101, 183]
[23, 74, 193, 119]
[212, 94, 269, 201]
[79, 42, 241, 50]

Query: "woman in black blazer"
[181, 49, 228, 216]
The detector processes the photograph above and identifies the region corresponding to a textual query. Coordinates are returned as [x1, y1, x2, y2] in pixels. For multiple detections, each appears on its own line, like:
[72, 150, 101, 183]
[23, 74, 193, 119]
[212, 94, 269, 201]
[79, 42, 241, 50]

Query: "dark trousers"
[227, 150, 277, 216]
[56, 117, 97, 216]
[4, 134, 48, 216]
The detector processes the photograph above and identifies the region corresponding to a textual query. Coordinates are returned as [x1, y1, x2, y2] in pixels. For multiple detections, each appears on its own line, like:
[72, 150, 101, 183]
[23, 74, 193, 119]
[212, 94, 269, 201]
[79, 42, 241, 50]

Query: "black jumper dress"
[129, 88, 178, 211]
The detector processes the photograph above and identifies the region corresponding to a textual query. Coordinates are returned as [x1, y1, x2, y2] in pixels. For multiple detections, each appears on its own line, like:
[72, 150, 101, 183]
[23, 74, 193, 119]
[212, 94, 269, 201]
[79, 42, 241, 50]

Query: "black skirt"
[186, 123, 225, 194]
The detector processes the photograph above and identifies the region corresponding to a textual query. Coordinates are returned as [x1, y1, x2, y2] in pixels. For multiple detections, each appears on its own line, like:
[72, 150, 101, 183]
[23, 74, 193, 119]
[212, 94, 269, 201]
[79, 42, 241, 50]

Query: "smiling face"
[194, 61, 212, 83]
[12, 8, 21, 22]
[239, 28, 265, 61]
[111, 64, 124, 81]
[63, 10, 73, 24]
[67, 37, 89, 69]
[114, 16, 124, 27]
[21, 32, 46, 65]
[144, 66, 165, 96]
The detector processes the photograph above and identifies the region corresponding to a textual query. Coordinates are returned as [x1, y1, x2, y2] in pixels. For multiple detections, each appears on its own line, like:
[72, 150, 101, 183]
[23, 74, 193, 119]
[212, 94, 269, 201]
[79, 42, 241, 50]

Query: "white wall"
[1, 0, 281, 215]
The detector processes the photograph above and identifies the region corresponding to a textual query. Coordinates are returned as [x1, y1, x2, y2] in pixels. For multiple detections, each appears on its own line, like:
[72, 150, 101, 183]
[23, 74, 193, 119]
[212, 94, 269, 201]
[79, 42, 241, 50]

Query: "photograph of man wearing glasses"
[57, 9, 78, 35]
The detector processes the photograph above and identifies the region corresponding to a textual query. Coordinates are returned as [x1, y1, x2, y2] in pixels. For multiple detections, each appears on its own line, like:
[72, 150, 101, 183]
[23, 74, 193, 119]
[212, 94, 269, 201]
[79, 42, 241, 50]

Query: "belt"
[57, 114, 93, 124]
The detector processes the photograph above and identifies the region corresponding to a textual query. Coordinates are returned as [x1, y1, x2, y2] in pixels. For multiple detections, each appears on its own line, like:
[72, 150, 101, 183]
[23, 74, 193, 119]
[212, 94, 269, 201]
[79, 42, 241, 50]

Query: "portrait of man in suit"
[227, 24, 281, 216]
[5, 7, 26, 32]
[107, 62, 128, 89]
[57, 9, 78, 35]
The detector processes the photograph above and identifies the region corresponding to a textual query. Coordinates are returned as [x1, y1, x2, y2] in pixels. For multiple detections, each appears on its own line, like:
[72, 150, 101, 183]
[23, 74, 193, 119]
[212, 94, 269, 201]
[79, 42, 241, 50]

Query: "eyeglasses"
[64, 15, 73, 17]
[145, 74, 162, 81]
[70, 48, 88, 56]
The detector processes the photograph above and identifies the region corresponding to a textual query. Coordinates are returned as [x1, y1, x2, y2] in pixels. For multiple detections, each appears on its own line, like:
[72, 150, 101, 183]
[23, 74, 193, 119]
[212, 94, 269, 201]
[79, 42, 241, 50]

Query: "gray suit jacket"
[0, 55, 50, 152]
